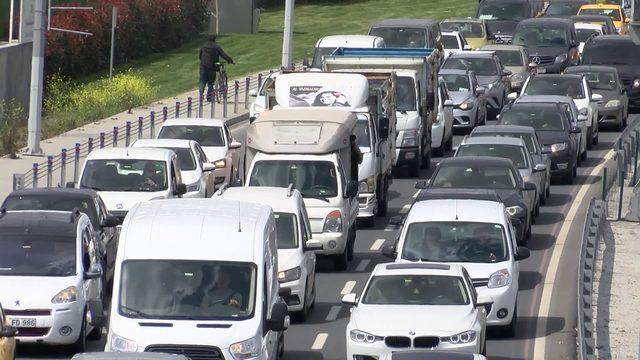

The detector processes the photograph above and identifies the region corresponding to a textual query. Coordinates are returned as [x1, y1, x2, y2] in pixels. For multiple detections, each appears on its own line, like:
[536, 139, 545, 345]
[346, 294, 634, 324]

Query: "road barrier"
[604, 120, 640, 220]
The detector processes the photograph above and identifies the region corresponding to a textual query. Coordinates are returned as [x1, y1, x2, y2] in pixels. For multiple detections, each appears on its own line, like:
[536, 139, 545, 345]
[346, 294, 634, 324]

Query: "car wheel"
[586, 128, 593, 150]
[535, 198, 540, 217]
[294, 280, 310, 322]
[409, 151, 421, 177]
[377, 181, 388, 217]
[278, 333, 285, 359]
[622, 110, 628, 129]
[347, 227, 355, 261]
[499, 303, 517, 338]
[309, 277, 317, 309]
[546, 181, 551, 199]
[87, 323, 102, 341]
[593, 131, 599, 146]
[70, 310, 87, 354]
[581, 148, 588, 162]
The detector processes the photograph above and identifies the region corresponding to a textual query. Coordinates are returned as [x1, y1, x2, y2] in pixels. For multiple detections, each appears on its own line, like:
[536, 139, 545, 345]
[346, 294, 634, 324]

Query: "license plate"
[10, 317, 37, 328]
[537, 68, 546, 74]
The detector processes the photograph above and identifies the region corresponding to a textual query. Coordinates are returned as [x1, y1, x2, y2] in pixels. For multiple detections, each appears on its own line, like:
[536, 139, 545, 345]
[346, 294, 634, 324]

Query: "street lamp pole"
[27, 0, 46, 155]
[282, 0, 295, 68]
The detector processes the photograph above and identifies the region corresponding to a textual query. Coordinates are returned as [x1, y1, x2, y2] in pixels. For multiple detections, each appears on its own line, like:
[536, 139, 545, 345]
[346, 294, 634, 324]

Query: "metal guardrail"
[577, 198, 605, 360]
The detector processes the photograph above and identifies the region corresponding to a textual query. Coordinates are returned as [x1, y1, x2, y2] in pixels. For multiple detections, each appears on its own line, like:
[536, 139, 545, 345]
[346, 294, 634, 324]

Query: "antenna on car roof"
[237, 202, 242, 233]
[286, 183, 294, 197]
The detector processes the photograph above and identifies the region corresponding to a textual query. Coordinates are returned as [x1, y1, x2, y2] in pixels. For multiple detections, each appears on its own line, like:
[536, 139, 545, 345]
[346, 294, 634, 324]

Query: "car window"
[274, 213, 298, 249]
[369, 27, 428, 48]
[583, 41, 640, 66]
[166, 147, 196, 171]
[581, 71, 618, 90]
[579, 8, 621, 21]
[440, 21, 484, 38]
[158, 125, 225, 147]
[442, 34, 461, 49]
[461, 268, 477, 304]
[194, 144, 209, 164]
[362, 275, 470, 305]
[478, 2, 531, 21]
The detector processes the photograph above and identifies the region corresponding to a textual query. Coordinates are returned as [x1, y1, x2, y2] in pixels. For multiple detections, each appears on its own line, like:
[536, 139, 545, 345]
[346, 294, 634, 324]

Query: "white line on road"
[370, 239, 386, 251]
[413, 189, 421, 198]
[311, 333, 328, 350]
[399, 204, 412, 214]
[340, 280, 357, 295]
[325, 305, 342, 321]
[356, 259, 371, 272]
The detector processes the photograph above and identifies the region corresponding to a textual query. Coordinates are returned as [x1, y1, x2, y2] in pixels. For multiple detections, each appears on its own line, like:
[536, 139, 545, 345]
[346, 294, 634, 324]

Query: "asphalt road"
[15, 116, 633, 360]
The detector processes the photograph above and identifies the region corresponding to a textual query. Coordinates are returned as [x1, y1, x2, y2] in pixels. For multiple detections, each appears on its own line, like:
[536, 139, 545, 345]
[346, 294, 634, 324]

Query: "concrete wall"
[0, 42, 32, 110]
[208, 0, 259, 34]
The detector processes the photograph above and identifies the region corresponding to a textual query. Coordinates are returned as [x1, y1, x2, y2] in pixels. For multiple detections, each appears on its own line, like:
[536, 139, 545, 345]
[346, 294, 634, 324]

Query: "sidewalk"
[0, 70, 271, 201]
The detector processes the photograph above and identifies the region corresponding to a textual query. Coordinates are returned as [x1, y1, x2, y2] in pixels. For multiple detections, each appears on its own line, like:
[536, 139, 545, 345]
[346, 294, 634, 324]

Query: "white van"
[215, 186, 322, 321]
[77, 147, 187, 223]
[308, 35, 385, 69]
[106, 199, 289, 359]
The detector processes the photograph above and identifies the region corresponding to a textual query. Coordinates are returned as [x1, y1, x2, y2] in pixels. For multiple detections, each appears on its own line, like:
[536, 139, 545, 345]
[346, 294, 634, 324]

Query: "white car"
[130, 139, 215, 198]
[156, 118, 241, 188]
[379, 351, 487, 360]
[213, 186, 322, 320]
[343, 262, 491, 358]
[0, 211, 105, 352]
[383, 190, 530, 336]
[432, 80, 455, 156]
[574, 22, 604, 56]
[441, 31, 472, 58]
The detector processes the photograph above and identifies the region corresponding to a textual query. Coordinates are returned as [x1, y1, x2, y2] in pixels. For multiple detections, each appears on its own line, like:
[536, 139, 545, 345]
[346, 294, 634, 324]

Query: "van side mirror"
[267, 301, 289, 331]
[444, 99, 454, 107]
[463, 44, 472, 50]
[341, 293, 358, 306]
[591, 93, 603, 104]
[570, 126, 582, 134]
[0, 325, 18, 338]
[229, 140, 242, 150]
[507, 92, 518, 101]
[101, 215, 120, 228]
[515, 246, 530, 260]
[475, 295, 494, 312]
[84, 266, 103, 280]
[381, 244, 397, 258]
[533, 164, 547, 172]
[174, 183, 187, 196]
[346, 180, 358, 198]
[475, 87, 485, 95]
[202, 163, 215, 172]
[502, 69, 513, 77]
[379, 117, 390, 139]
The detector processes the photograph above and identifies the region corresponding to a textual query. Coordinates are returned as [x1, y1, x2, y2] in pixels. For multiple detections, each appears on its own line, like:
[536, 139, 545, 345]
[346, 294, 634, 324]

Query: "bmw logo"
[409, 330, 416, 336]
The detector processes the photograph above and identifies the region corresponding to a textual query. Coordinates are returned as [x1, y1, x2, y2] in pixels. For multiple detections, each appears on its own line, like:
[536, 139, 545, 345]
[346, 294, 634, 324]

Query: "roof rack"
[286, 183, 294, 197]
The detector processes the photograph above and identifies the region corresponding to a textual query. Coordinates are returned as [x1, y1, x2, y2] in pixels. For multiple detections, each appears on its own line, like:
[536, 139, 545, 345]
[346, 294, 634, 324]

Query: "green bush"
[0, 99, 27, 158]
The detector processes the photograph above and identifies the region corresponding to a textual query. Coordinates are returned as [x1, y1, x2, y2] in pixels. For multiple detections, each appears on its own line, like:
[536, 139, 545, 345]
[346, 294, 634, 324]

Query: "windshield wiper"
[303, 195, 330, 203]
[120, 305, 152, 318]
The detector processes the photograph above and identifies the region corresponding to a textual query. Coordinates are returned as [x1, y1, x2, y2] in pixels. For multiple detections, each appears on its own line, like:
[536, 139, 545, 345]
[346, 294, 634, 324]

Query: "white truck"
[244, 108, 362, 271]
[324, 47, 441, 177]
[306, 35, 386, 69]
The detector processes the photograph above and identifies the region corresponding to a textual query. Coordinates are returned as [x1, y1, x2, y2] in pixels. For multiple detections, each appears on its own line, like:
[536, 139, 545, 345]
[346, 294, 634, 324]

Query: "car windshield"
[576, 28, 600, 42]
[396, 76, 417, 111]
[369, 27, 427, 48]
[441, 74, 471, 92]
[311, 47, 336, 69]
[443, 57, 498, 76]
[0, 235, 76, 277]
[545, 2, 584, 17]
[401, 222, 509, 263]
[275, 212, 298, 249]
[582, 42, 640, 66]
[579, 8, 621, 21]
[457, 144, 528, 169]
[2, 195, 100, 229]
[167, 147, 196, 171]
[442, 34, 460, 49]
[119, 260, 256, 320]
[513, 27, 568, 47]
[362, 274, 470, 305]
[580, 71, 617, 90]
[523, 77, 585, 99]
[431, 164, 517, 189]
[478, 3, 530, 21]
[158, 125, 225, 147]
[441, 21, 484, 38]
[80, 159, 168, 192]
[500, 109, 566, 131]
[494, 50, 524, 66]
[354, 119, 372, 152]
[249, 160, 338, 198]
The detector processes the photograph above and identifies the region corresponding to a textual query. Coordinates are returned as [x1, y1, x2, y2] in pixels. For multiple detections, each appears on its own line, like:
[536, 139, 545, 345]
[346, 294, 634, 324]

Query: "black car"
[1, 188, 119, 282]
[543, 0, 592, 18]
[512, 18, 579, 74]
[498, 102, 581, 184]
[422, 156, 535, 243]
[582, 35, 640, 110]
[368, 19, 443, 49]
[476, 0, 536, 43]
[570, 15, 618, 35]
[565, 65, 629, 130]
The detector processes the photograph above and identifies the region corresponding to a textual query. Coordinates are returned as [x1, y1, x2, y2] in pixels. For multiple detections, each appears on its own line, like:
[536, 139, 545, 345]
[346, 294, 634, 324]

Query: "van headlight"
[323, 210, 343, 233]
[278, 267, 301, 283]
[401, 129, 419, 147]
[51, 286, 77, 304]
[555, 53, 568, 63]
[230, 336, 260, 359]
[441, 330, 477, 344]
[109, 332, 139, 352]
[186, 182, 200, 193]
[488, 269, 512, 288]
[349, 329, 383, 343]
[505, 205, 524, 217]
[359, 176, 375, 193]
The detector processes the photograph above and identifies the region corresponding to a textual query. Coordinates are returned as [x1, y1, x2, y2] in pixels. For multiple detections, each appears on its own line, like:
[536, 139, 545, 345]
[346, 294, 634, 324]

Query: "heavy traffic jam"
[1, 0, 639, 359]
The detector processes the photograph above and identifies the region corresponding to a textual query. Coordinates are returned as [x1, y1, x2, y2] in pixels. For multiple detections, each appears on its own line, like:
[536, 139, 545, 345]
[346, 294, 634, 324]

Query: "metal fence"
[603, 122, 640, 220]
[11, 69, 277, 192]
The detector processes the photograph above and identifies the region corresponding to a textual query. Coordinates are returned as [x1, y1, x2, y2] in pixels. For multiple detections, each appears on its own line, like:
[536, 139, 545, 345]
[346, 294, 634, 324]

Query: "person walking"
[199, 35, 235, 102]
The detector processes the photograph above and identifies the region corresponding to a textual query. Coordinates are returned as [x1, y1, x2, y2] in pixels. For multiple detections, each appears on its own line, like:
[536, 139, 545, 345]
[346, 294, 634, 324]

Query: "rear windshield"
[576, 28, 601, 42]
[0, 235, 76, 277]
[158, 125, 225, 147]
[457, 143, 528, 169]
[478, 2, 531, 21]
[3, 195, 99, 229]
[523, 77, 585, 99]
[369, 27, 428, 48]
[440, 21, 484, 38]
[362, 275, 470, 305]
[544, 2, 584, 17]
[579, 8, 621, 21]
[583, 42, 640, 66]
[499, 109, 566, 131]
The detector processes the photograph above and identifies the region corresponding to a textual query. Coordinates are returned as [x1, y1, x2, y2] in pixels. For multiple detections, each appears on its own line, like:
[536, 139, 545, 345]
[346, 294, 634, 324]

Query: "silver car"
[439, 69, 488, 130]
[470, 125, 551, 204]
[454, 136, 545, 218]
[479, 44, 532, 92]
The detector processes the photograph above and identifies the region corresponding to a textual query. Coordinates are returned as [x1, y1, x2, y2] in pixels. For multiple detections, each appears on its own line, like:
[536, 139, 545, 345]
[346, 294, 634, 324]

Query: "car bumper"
[395, 147, 419, 166]
[279, 278, 306, 312]
[312, 231, 349, 256]
[347, 336, 480, 359]
[548, 150, 575, 176]
[358, 193, 377, 218]
[477, 283, 518, 326]
[453, 107, 478, 128]
[7, 302, 85, 345]
[598, 105, 624, 124]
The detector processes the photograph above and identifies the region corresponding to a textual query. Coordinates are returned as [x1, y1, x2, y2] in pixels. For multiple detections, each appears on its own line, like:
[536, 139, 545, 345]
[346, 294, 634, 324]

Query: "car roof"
[131, 138, 195, 149]
[160, 118, 226, 127]
[371, 262, 465, 277]
[588, 34, 633, 44]
[85, 147, 174, 161]
[437, 156, 515, 168]
[518, 17, 573, 27]
[574, 22, 604, 30]
[415, 188, 503, 203]
[571, 14, 614, 23]
[214, 187, 303, 213]
[459, 135, 526, 147]
[121, 199, 272, 262]
[516, 94, 574, 105]
[438, 69, 469, 76]
[371, 18, 439, 28]
[5, 187, 98, 200]
[471, 124, 536, 135]
[0, 210, 83, 238]
[581, 3, 621, 9]
[406, 198, 506, 224]
[479, 44, 525, 52]
[565, 65, 618, 73]
[448, 51, 495, 59]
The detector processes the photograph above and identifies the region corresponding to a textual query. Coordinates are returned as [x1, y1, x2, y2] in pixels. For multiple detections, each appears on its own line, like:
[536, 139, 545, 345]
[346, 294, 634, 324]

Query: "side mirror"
[510, 217, 522, 226]
[381, 244, 397, 258]
[202, 163, 215, 172]
[174, 183, 188, 196]
[444, 99, 454, 107]
[379, 117, 390, 140]
[229, 140, 242, 150]
[346, 180, 358, 198]
[267, 301, 289, 331]
[515, 246, 530, 260]
[475, 86, 485, 95]
[507, 92, 519, 101]
[0, 325, 18, 338]
[476, 295, 494, 312]
[87, 300, 107, 327]
[304, 239, 323, 251]
[463, 44, 472, 50]
[502, 69, 513, 77]
[389, 215, 405, 226]
[415, 180, 428, 189]
[625, 18, 630, 23]
[533, 164, 547, 172]
[66, 181, 76, 188]
[302, 58, 310, 67]
[341, 293, 358, 306]
[591, 93, 603, 104]
[248, 89, 258, 97]
[570, 126, 582, 134]
[523, 181, 537, 191]
[100, 215, 120, 228]
[579, 107, 588, 116]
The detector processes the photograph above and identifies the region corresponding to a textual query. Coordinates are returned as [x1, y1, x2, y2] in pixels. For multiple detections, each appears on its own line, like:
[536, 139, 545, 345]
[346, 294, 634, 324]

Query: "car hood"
[536, 131, 569, 145]
[476, 75, 500, 86]
[0, 276, 80, 309]
[99, 191, 166, 212]
[201, 146, 228, 163]
[485, 20, 518, 37]
[527, 46, 566, 58]
[351, 304, 476, 334]
[450, 92, 474, 105]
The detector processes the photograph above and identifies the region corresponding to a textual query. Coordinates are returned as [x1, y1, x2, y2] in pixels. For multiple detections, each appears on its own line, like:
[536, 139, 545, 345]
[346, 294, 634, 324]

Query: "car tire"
[499, 303, 517, 338]
[70, 310, 87, 354]
[347, 227, 356, 261]
[294, 280, 310, 322]
[377, 181, 388, 217]
[546, 181, 551, 199]
[621, 110, 628, 129]
[535, 199, 540, 217]
[278, 333, 285, 359]
[87, 324, 102, 341]
[587, 128, 593, 150]
[581, 148, 588, 162]
[563, 165, 576, 185]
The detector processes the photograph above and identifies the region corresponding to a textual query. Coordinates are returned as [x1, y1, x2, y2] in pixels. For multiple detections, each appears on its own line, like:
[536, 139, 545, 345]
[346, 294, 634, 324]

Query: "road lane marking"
[311, 333, 328, 350]
[384, 224, 396, 231]
[533, 149, 614, 359]
[399, 204, 412, 214]
[356, 259, 371, 272]
[340, 280, 357, 295]
[325, 305, 342, 321]
[413, 189, 421, 198]
[370, 239, 386, 251]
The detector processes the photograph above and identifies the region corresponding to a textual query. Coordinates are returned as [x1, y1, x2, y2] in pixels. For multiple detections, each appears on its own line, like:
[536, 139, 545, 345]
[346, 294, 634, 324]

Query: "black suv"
[512, 18, 579, 74]
[476, 0, 536, 43]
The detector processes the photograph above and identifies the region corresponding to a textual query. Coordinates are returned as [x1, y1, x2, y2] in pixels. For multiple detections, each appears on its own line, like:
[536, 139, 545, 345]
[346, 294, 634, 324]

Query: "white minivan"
[106, 199, 289, 359]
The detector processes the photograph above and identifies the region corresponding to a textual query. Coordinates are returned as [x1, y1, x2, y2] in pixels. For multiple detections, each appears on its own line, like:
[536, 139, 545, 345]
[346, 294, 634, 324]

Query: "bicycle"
[213, 61, 228, 104]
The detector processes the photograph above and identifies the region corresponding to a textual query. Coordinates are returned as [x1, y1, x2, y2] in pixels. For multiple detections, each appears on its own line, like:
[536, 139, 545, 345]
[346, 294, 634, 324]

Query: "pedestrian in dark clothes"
[199, 35, 234, 102]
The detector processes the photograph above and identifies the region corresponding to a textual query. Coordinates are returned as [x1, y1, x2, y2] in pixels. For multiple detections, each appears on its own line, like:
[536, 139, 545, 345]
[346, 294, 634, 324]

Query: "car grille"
[413, 336, 440, 348]
[385, 336, 411, 348]
[472, 278, 489, 287]
[5, 309, 51, 316]
[453, 116, 471, 126]
[530, 55, 555, 66]
[145, 345, 225, 360]
[15, 327, 50, 337]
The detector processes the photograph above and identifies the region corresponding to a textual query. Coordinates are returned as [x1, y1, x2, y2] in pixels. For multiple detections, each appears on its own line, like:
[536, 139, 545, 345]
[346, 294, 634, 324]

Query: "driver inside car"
[141, 163, 159, 189]
[201, 269, 243, 309]
[462, 226, 502, 262]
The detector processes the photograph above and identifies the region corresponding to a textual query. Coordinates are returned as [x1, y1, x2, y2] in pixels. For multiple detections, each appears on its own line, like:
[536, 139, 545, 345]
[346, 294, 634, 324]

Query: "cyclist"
[199, 35, 235, 102]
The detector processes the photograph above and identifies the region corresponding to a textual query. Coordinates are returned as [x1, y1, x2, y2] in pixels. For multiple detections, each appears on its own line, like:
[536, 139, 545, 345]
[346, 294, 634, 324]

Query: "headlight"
[632, 79, 640, 89]
[51, 286, 77, 304]
[230, 336, 260, 359]
[278, 267, 301, 283]
[458, 101, 474, 110]
[555, 53, 568, 63]
[186, 182, 200, 193]
[109, 332, 139, 352]
[441, 330, 477, 344]
[349, 329, 384, 343]
[488, 269, 512, 288]
[401, 129, 419, 147]
[358, 176, 375, 193]
[605, 100, 621, 108]
[323, 210, 342, 233]
[506, 205, 524, 217]
[550, 142, 568, 152]
[214, 159, 227, 168]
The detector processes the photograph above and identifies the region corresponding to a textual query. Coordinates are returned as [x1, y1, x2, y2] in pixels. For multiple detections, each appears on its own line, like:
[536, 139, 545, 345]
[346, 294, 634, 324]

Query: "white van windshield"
[249, 160, 339, 199]
[119, 260, 256, 320]
[80, 159, 168, 192]
[0, 235, 76, 276]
